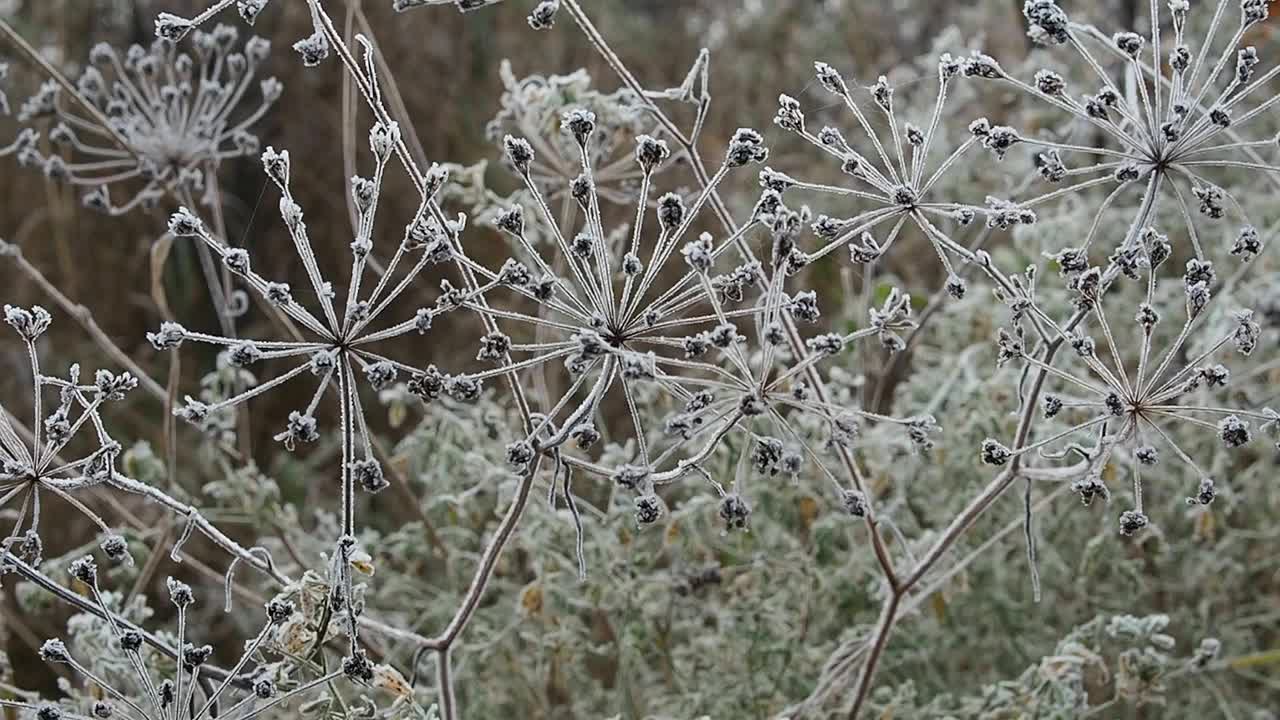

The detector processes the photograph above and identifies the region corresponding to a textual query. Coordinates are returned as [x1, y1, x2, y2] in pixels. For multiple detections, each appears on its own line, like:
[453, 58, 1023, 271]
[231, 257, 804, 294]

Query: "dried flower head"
[160, 117, 466, 545]
[990, 237, 1266, 533]
[9, 551, 340, 720]
[10, 29, 280, 215]
[1, 308, 136, 565]
[994, 0, 1280, 267]
[772, 57, 1033, 296]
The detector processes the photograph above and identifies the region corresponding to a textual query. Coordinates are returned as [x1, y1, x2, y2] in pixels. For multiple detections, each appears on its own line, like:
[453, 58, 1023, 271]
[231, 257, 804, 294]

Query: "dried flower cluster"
[6, 26, 279, 214]
[1, 305, 136, 567]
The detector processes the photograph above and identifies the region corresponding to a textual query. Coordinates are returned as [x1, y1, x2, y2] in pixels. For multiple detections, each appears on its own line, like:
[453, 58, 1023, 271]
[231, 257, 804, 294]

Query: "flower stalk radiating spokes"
[0, 305, 138, 568]
[966, 0, 1280, 261]
[157, 122, 480, 545]
[772, 55, 1049, 300]
[985, 224, 1272, 536]
[472, 111, 936, 579]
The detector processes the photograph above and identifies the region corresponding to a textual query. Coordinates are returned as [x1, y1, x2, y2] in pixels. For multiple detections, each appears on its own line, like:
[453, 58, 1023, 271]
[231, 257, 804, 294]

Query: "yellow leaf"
[1101, 462, 1117, 483]
[372, 664, 412, 698]
[1195, 509, 1216, 542]
[664, 519, 681, 545]
[388, 402, 407, 429]
[349, 549, 375, 576]
[930, 591, 947, 621]
[519, 583, 544, 616]
[798, 496, 819, 531]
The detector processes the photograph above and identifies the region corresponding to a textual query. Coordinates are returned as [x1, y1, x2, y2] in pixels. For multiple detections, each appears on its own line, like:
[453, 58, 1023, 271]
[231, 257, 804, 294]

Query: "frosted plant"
[476, 119, 930, 571]
[154, 124, 466, 547]
[7, 552, 358, 720]
[771, 55, 1037, 299]
[961, 0, 1280, 262]
[0, 125, 41, 170]
[477, 121, 770, 547]
[0, 305, 137, 568]
[985, 229, 1273, 535]
[0, 0, 1272, 718]
[487, 60, 655, 206]
[177, 349, 260, 449]
[151, 2, 272, 42]
[11, 27, 280, 216]
[758, 2, 1280, 715]
[0, 128, 36, 163]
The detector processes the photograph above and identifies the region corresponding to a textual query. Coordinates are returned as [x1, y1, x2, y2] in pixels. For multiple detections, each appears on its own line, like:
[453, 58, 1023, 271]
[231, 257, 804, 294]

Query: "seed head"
[69, 556, 98, 585]
[981, 438, 1012, 466]
[350, 459, 388, 493]
[718, 493, 752, 530]
[292, 31, 330, 67]
[1118, 510, 1148, 536]
[634, 494, 663, 526]
[1187, 477, 1217, 506]
[1113, 31, 1144, 58]
[503, 135, 535, 174]
[1024, 0, 1070, 44]
[1219, 415, 1252, 448]
[528, 0, 560, 29]
[39, 639, 70, 663]
[841, 489, 868, 517]
[726, 128, 768, 167]
[167, 577, 194, 607]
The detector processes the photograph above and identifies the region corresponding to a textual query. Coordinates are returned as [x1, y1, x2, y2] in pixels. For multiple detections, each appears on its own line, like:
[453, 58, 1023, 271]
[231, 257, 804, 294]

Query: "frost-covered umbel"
[987, 228, 1274, 536]
[772, 56, 1002, 300]
[774, 0, 1280, 298]
[155, 123, 468, 543]
[1, 0, 1273, 718]
[0, 305, 137, 568]
[8, 27, 280, 215]
[971, 0, 1280, 262]
[10, 553, 352, 720]
[475, 116, 928, 574]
